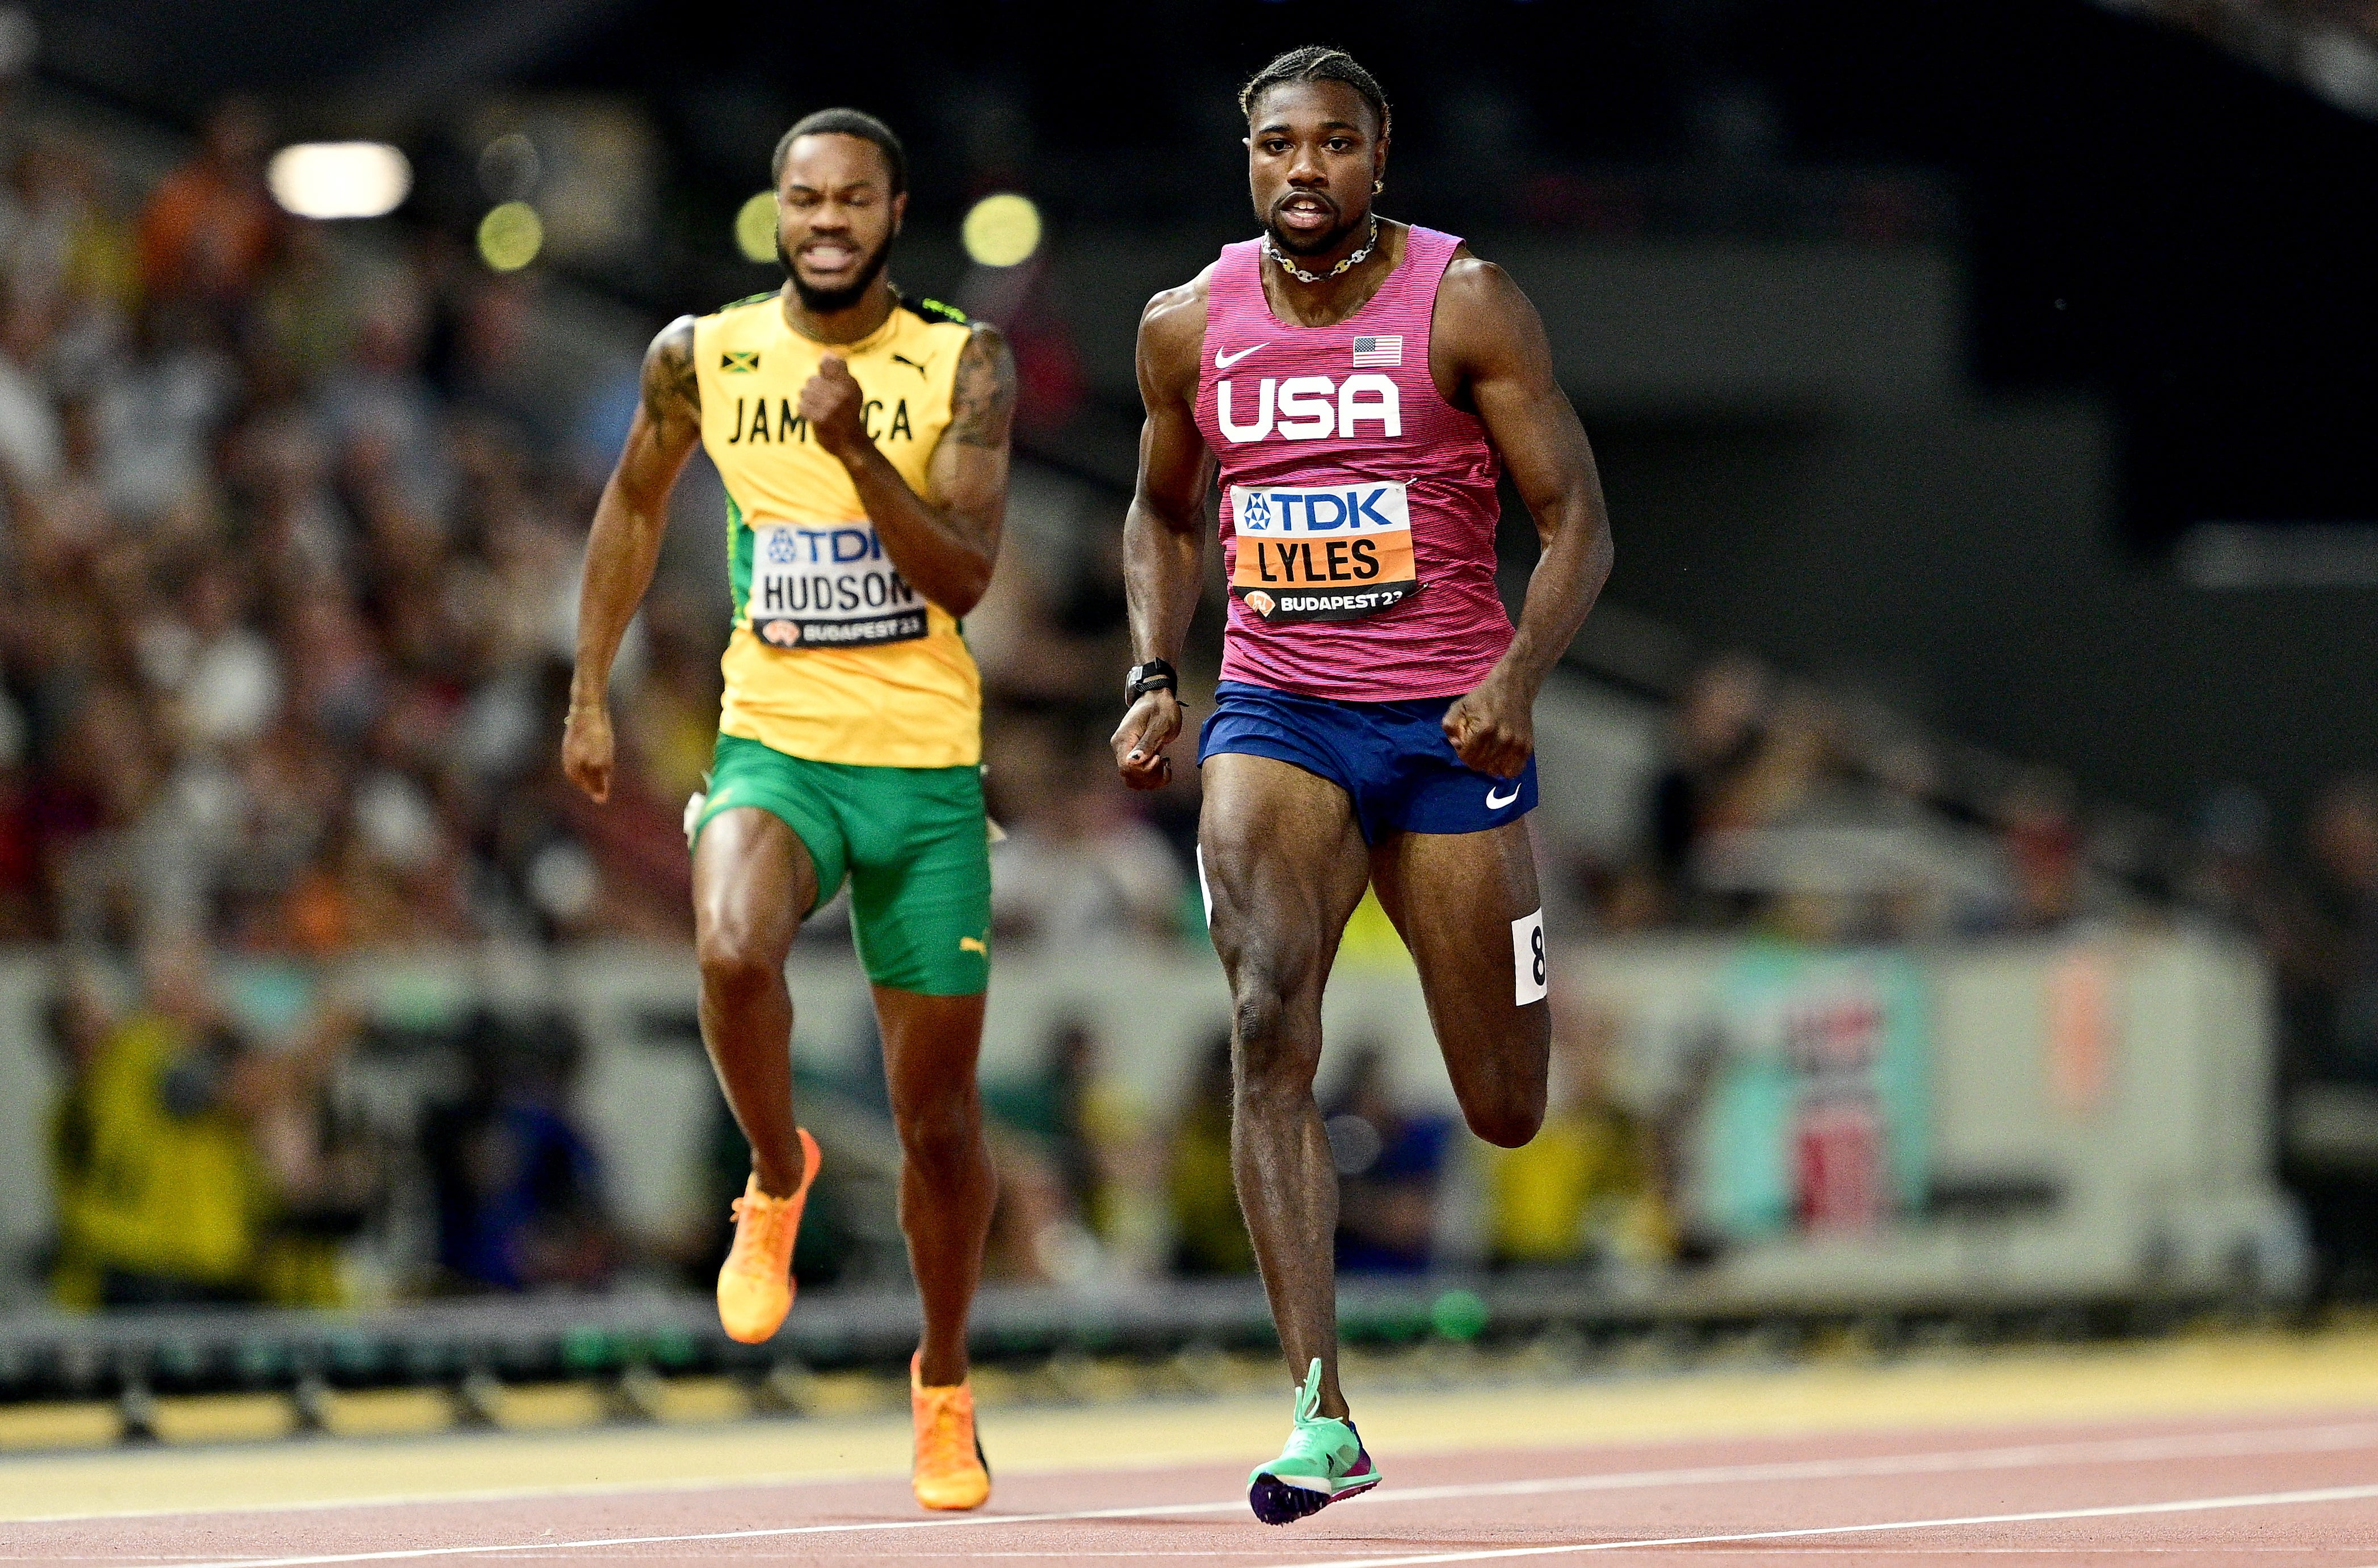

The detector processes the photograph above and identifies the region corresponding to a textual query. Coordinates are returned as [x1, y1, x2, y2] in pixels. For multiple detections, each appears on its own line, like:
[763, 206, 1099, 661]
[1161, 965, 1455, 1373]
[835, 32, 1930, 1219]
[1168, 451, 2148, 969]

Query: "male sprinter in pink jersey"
[1110, 47, 1614, 1523]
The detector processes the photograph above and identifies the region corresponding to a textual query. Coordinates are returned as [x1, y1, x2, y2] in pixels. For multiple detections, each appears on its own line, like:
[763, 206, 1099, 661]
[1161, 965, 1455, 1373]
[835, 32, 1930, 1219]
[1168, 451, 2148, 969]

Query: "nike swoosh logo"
[1214, 343, 1268, 369]
[1486, 783, 1521, 809]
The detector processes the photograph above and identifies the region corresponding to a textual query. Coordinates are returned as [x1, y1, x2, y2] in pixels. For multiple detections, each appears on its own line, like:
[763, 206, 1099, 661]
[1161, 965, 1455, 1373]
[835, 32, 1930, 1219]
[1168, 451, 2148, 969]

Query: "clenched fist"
[800, 354, 871, 464]
[1443, 674, 1534, 780]
[562, 701, 615, 802]
[1111, 690, 1183, 791]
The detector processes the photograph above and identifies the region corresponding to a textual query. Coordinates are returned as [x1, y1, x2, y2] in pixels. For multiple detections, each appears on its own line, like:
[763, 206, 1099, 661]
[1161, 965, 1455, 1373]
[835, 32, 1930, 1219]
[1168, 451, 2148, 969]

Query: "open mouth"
[1275, 195, 1336, 234]
[799, 240, 861, 274]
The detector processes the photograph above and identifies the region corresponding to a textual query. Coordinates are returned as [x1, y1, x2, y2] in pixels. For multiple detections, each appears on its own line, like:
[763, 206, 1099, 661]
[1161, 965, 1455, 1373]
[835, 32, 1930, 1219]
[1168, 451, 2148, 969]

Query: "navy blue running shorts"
[1196, 680, 1539, 843]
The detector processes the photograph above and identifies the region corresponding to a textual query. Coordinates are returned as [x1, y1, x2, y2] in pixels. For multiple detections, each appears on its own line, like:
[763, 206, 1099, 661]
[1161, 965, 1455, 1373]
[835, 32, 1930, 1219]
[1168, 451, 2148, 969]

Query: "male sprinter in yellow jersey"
[564, 108, 1012, 1512]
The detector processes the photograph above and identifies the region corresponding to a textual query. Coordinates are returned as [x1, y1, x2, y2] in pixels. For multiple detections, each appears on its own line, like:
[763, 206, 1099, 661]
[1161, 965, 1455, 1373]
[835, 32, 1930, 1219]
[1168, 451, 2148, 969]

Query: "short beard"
[779, 233, 892, 314]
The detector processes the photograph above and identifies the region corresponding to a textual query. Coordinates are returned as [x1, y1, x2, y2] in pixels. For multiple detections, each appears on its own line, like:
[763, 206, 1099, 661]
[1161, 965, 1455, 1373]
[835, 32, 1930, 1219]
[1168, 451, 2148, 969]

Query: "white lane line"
[156, 1500, 1252, 1568]
[138, 1421, 2378, 1568]
[39, 1415, 2378, 1528]
[6, 1469, 897, 1528]
[1370, 1419, 2378, 1507]
[1240, 1482, 2378, 1568]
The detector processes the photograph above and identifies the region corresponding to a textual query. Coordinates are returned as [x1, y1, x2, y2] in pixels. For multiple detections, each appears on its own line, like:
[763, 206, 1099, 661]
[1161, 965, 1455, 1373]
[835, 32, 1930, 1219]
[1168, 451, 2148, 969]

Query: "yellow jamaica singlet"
[694, 291, 981, 768]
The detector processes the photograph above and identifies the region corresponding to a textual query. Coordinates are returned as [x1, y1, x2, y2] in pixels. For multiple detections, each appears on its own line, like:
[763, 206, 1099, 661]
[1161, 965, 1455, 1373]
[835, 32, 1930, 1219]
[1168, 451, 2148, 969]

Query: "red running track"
[16, 1409, 2378, 1567]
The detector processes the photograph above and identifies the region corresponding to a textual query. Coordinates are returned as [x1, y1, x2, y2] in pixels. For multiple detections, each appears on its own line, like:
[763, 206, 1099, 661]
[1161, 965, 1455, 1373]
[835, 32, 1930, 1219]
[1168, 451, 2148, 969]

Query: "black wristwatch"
[1124, 658, 1180, 704]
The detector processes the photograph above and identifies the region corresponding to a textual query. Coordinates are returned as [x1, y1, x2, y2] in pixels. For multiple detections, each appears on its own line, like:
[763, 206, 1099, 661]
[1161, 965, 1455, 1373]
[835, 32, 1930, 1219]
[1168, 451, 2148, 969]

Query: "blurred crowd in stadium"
[39, 950, 1681, 1308]
[0, 101, 2216, 966]
[9, 98, 2378, 1311]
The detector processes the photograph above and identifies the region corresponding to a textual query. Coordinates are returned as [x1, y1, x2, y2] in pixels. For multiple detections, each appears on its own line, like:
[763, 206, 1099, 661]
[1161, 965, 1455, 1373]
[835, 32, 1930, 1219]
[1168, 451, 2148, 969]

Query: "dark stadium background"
[26, 0, 2378, 814]
[33, 0, 2378, 527]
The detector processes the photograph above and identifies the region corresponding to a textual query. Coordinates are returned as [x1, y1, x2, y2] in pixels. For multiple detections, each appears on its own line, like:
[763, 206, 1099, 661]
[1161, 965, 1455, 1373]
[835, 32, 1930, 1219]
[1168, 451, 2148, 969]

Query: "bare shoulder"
[957, 318, 1014, 376]
[948, 321, 1017, 449]
[642, 314, 700, 419]
[1432, 246, 1553, 385]
[1140, 265, 1213, 359]
[1438, 248, 1535, 324]
[646, 313, 698, 368]
[1137, 263, 1213, 400]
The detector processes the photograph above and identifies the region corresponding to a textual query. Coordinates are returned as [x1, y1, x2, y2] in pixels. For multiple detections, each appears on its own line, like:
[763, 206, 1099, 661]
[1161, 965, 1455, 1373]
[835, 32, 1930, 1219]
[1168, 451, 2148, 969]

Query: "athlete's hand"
[800, 355, 871, 464]
[1444, 676, 1533, 780]
[562, 700, 616, 803]
[1112, 690, 1183, 791]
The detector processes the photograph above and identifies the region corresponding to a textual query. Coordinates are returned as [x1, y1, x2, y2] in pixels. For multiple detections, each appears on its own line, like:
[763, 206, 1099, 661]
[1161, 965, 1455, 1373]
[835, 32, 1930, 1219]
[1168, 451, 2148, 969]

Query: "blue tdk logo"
[1234, 486, 1406, 533]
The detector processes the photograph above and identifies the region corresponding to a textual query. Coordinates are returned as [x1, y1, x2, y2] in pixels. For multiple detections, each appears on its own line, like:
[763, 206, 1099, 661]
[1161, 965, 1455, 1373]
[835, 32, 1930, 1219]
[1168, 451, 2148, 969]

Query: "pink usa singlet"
[1192, 224, 1510, 703]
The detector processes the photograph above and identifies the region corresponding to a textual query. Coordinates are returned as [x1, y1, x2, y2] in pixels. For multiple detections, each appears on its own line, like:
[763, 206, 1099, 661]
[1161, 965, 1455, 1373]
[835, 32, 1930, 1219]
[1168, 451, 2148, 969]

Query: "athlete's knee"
[696, 921, 788, 999]
[1229, 987, 1292, 1066]
[1463, 1088, 1545, 1149]
[892, 1079, 985, 1168]
[1231, 987, 1281, 1054]
[1228, 973, 1320, 1107]
[1457, 1041, 1549, 1148]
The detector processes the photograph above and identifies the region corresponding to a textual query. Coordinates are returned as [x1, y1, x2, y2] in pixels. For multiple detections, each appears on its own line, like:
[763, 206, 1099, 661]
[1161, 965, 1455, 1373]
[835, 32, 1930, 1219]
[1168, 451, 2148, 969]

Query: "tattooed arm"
[564, 315, 702, 802]
[800, 321, 1014, 617]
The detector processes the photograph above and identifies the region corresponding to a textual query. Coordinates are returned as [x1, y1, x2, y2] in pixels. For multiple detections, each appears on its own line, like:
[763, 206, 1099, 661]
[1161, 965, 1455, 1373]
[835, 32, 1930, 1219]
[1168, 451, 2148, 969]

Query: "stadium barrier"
[0, 929, 2300, 1409]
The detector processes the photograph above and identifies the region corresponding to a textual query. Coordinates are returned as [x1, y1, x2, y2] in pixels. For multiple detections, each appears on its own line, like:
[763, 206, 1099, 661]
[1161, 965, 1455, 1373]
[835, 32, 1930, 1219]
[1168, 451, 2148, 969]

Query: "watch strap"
[1124, 658, 1180, 703]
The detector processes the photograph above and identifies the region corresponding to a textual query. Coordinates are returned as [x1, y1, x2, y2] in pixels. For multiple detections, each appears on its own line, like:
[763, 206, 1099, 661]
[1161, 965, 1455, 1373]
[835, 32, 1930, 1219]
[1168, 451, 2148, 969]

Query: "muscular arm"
[1434, 255, 1615, 780]
[564, 316, 702, 801]
[805, 323, 1014, 617]
[1112, 278, 1217, 789]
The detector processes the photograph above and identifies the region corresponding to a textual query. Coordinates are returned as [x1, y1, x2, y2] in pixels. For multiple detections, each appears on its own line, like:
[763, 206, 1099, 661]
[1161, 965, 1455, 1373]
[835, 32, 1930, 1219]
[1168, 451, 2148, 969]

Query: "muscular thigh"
[1198, 754, 1371, 1004]
[873, 985, 989, 1123]
[693, 807, 820, 957]
[1369, 819, 1550, 1109]
[845, 764, 992, 997]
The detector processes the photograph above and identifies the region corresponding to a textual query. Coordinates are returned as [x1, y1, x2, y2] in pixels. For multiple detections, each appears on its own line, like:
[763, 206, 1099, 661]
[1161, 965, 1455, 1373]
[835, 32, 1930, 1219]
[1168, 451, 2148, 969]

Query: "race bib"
[1229, 482, 1421, 624]
[747, 521, 927, 649]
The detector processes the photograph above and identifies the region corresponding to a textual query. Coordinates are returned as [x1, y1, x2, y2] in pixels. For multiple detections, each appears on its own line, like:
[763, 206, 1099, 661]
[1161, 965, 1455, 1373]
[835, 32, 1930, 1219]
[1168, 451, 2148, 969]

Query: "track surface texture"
[15, 1330, 2378, 1566]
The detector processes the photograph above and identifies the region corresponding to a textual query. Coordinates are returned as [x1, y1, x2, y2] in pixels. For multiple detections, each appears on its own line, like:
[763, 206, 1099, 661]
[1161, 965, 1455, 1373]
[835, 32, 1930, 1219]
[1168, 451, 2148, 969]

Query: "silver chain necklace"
[1263, 214, 1380, 284]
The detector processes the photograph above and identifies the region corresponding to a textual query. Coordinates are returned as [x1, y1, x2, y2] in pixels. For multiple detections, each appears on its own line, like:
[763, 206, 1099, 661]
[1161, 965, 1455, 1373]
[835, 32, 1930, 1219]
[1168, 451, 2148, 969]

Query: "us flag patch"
[1351, 335, 1402, 367]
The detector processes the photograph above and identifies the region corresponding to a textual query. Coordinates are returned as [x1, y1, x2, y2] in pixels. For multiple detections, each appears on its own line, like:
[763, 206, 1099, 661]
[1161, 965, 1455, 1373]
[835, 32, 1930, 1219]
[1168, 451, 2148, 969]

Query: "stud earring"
[1372, 179, 1384, 194]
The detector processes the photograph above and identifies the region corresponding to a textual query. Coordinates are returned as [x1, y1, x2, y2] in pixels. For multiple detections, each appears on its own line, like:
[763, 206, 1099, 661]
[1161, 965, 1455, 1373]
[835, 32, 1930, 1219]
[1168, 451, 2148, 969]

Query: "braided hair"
[1238, 46, 1390, 138]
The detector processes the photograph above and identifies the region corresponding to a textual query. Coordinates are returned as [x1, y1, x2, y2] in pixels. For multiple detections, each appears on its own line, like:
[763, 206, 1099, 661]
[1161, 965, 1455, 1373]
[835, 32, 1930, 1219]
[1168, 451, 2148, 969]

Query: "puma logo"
[891, 352, 931, 376]
[959, 935, 988, 955]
